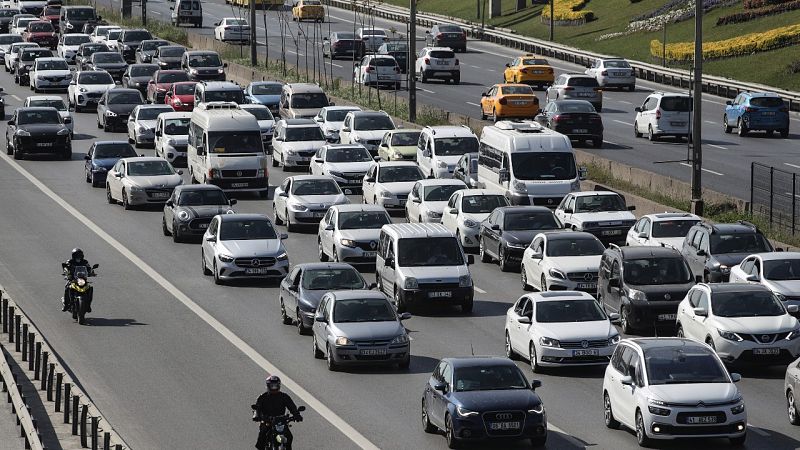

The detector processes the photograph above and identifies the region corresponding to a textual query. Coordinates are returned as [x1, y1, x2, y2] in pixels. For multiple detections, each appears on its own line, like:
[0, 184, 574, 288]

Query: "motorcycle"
[62, 263, 99, 325]
[252, 405, 305, 450]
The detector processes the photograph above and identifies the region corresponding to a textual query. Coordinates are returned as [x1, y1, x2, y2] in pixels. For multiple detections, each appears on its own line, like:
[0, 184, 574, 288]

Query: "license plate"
[601, 229, 622, 236]
[363, 251, 377, 257]
[313, 212, 325, 218]
[180, 11, 190, 15]
[151, 192, 169, 198]
[578, 92, 593, 97]
[198, 223, 209, 229]
[511, 100, 529, 106]
[613, 72, 627, 76]
[753, 348, 780, 355]
[36, 142, 53, 147]
[490, 422, 520, 430]
[231, 182, 249, 188]
[245, 267, 270, 274]
[573, 128, 588, 134]
[435, 60, 448, 65]
[378, 76, 389, 80]
[577, 282, 596, 290]
[762, 111, 776, 116]
[671, 122, 686, 127]
[533, 70, 544, 74]
[573, 349, 599, 356]
[359, 348, 386, 356]
[658, 314, 676, 321]
[429, 291, 452, 298]
[687, 416, 718, 424]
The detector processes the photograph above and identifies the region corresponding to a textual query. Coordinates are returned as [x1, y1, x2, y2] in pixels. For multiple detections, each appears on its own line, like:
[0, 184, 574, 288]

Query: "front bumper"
[450, 411, 546, 442]
[457, 226, 481, 248]
[624, 300, 682, 330]
[334, 242, 378, 264]
[329, 342, 409, 366]
[216, 257, 289, 280]
[375, 196, 408, 210]
[16, 136, 71, 154]
[76, 92, 103, 107]
[173, 216, 214, 237]
[127, 188, 177, 205]
[103, 114, 129, 130]
[33, 77, 71, 90]
[537, 343, 614, 367]
[287, 209, 327, 224]
[713, 335, 800, 364]
[543, 276, 596, 294]
[161, 144, 187, 165]
[397, 285, 473, 308]
[506, 191, 565, 208]
[643, 407, 745, 441]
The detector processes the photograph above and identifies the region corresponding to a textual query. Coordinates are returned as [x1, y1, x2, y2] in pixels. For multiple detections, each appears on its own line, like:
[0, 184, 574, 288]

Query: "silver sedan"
[317, 204, 391, 264]
[273, 175, 349, 231]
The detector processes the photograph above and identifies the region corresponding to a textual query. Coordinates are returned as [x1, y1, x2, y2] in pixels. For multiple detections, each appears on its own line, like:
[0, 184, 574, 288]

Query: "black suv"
[6, 107, 72, 160]
[597, 244, 694, 334]
[118, 29, 153, 64]
[478, 206, 562, 272]
[680, 221, 773, 283]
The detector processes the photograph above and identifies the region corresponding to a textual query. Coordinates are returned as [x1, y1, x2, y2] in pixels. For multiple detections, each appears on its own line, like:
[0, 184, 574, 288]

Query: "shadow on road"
[410, 299, 510, 318]
[340, 354, 440, 375]
[85, 317, 147, 327]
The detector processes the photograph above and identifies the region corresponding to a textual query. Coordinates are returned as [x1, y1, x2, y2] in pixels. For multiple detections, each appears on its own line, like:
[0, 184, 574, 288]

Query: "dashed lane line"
[679, 162, 724, 176]
[465, 101, 481, 107]
[474, 286, 487, 294]
[707, 144, 728, 150]
[10, 94, 21, 102]
[613, 119, 634, 126]
[785, 163, 800, 169]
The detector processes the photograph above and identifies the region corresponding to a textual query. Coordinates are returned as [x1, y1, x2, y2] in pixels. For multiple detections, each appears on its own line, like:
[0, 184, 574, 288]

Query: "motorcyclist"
[253, 375, 302, 450]
[62, 248, 92, 312]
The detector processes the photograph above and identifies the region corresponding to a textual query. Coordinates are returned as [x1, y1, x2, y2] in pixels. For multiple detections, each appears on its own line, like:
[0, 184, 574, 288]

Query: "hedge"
[650, 23, 800, 61]
[744, 0, 790, 8]
[717, 0, 800, 24]
[541, 0, 595, 22]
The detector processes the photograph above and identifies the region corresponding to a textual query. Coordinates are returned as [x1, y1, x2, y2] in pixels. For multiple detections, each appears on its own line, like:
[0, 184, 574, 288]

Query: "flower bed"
[650, 23, 800, 61]
[716, 0, 800, 24]
[541, 0, 595, 23]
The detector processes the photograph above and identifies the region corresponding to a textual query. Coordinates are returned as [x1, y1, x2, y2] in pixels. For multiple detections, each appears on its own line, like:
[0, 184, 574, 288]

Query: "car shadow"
[410, 299, 510, 318]
[336, 354, 440, 375]
[216, 278, 283, 288]
[84, 317, 147, 327]
[72, 133, 95, 140]
[597, 107, 628, 114]
[529, 363, 606, 380]
[726, 364, 787, 380]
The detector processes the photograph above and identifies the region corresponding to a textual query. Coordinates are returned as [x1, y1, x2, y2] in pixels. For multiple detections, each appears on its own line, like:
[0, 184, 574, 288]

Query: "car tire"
[172, 224, 182, 243]
[122, 189, 132, 210]
[91, 172, 102, 188]
[213, 261, 222, 285]
[738, 118, 749, 137]
[521, 266, 532, 291]
[312, 334, 324, 359]
[103, 120, 110, 133]
[781, 128, 790, 138]
[479, 238, 492, 263]
[445, 414, 460, 449]
[421, 400, 437, 433]
[273, 204, 283, 225]
[648, 125, 658, 141]
[479, 106, 487, 120]
[271, 153, 279, 167]
[297, 308, 309, 335]
[420, 70, 428, 83]
[394, 287, 407, 313]
[505, 332, 517, 360]
[604, 392, 620, 429]
[620, 306, 633, 335]
[285, 209, 296, 232]
[280, 298, 292, 325]
[676, 325, 684, 338]
[540, 275, 547, 292]
[5, 138, 11, 155]
[498, 245, 511, 272]
[326, 344, 339, 371]
[162, 217, 171, 236]
[633, 121, 642, 138]
[201, 250, 212, 275]
[318, 238, 329, 261]
[529, 342, 541, 373]
[723, 115, 733, 134]
[635, 410, 652, 447]
[453, 75, 460, 85]
[13, 146, 22, 160]
[788, 390, 800, 425]
[106, 185, 115, 204]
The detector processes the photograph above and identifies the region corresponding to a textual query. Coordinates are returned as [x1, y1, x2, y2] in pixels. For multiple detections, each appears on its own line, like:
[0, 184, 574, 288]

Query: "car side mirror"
[746, 274, 759, 282]
[229, 199, 237, 206]
[411, 197, 421, 204]
[177, 170, 183, 175]
[314, 315, 327, 323]
[725, 100, 732, 106]
[155, 130, 161, 137]
[730, 373, 741, 382]
[205, 235, 216, 242]
[609, 278, 620, 288]
[563, 208, 573, 214]
[608, 312, 621, 324]
[368, 282, 378, 290]
[788, 305, 799, 314]
[498, 168, 510, 183]
[288, 284, 297, 292]
[214, 21, 220, 26]
[637, 232, 647, 239]
[324, 223, 334, 231]
[481, 92, 487, 97]
[165, 200, 173, 207]
[69, 80, 75, 85]
[7, 120, 13, 126]
[531, 252, 542, 260]
[620, 375, 633, 386]
[634, 107, 642, 112]
[169, 6, 173, 9]
[448, 208, 457, 214]
[518, 316, 531, 324]
[531, 380, 542, 390]
[280, 233, 288, 240]
[223, 63, 228, 68]
[627, 205, 636, 211]
[328, 101, 335, 106]
[341, 127, 350, 132]
[433, 382, 447, 393]
[490, 224, 500, 231]
[384, 257, 395, 268]
[693, 307, 707, 317]
[696, 249, 707, 257]
[364, 177, 375, 183]
[578, 166, 587, 181]
[83, 154, 90, 160]
[91, 263, 99, 269]
[278, 191, 288, 197]
[399, 312, 412, 320]
[467, 255, 474, 265]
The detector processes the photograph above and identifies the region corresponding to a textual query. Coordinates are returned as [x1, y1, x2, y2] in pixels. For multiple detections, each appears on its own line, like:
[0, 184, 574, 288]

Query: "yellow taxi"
[503, 54, 555, 88]
[292, 0, 325, 22]
[479, 84, 540, 121]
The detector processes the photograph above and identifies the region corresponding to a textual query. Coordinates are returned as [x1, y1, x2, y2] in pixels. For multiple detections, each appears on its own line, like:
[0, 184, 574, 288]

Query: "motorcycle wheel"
[71, 296, 80, 321]
[78, 298, 88, 325]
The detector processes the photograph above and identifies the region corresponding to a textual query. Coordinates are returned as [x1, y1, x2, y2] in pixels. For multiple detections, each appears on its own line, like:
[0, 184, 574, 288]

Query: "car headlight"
[335, 336, 353, 346]
[276, 251, 288, 261]
[463, 218, 479, 228]
[217, 68, 224, 74]
[106, 110, 117, 116]
[731, 403, 745, 415]
[506, 241, 527, 249]
[166, 138, 176, 146]
[57, 128, 70, 135]
[174, 99, 182, 106]
[189, 68, 198, 74]
[288, 203, 308, 212]
[122, 44, 130, 50]
[390, 333, 409, 344]
[626, 288, 648, 302]
[79, 87, 87, 92]
[786, 327, 800, 340]
[647, 398, 671, 416]
[548, 268, 565, 280]
[129, 185, 144, 193]
[456, 405, 478, 418]
[285, 149, 296, 156]
[608, 334, 620, 346]
[15, 130, 30, 137]
[177, 210, 190, 221]
[340, 239, 357, 248]
[459, 275, 472, 288]
[436, 160, 447, 169]
[379, 190, 393, 198]
[404, 277, 418, 289]
[138, 125, 148, 133]
[528, 404, 544, 414]
[539, 336, 560, 348]
[218, 253, 234, 263]
[717, 329, 743, 342]
[426, 210, 442, 219]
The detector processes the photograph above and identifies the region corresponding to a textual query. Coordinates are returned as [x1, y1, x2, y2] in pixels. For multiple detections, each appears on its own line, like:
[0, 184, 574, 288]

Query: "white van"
[170, 0, 202, 28]
[477, 120, 585, 208]
[187, 102, 269, 197]
[375, 223, 474, 313]
[416, 125, 479, 179]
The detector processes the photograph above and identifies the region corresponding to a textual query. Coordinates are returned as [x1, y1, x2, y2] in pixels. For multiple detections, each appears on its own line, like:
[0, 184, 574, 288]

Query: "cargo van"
[279, 82, 331, 119]
[477, 120, 585, 208]
[187, 102, 269, 197]
[170, 0, 202, 28]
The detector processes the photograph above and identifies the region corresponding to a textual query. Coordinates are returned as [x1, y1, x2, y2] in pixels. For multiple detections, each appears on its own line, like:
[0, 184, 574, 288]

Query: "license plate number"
[511, 100, 528, 106]
[429, 291, 452, 298]
[573, 128, 588, 134]
[573, 349, 599, 356]
[245, 267, 270, 274]
[313, 212, 325, 218]
[360, 348, 386, 355]
[753, 348, 780, 355]
[533, 70, 544, 74]
[198, 223, 209, 229]
[577, 282, 596, 290]
[180, 11, 191, 15]
[435, 60, 448, 65]
[231, 182, 249, 188]
[151, 192, 169, 198]
[578, 92, 593, 97]
[687, 416, 717, 424]
[363, 251, 377, 257]
[658, 314, 676, 321]
[601, 229, 622, 236]
[671, 122, 686, 127]
[378, 76, 390, 80]
[36, 142, 53, 147]
[762, 111, 775, 116]
[490, 422, 520, 430]
[613, 72, 627, 76]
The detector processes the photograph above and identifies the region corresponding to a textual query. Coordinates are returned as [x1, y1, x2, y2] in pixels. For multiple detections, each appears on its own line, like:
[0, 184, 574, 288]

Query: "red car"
[146, 69, 190, 104]
[23, 21, 57, 50]
[39, 5, 61, 32]
[164, 81, 197, 111]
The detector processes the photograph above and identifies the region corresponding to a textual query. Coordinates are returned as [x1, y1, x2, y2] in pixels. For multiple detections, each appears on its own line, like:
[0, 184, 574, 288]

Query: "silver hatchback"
[546, 73, 603, 112]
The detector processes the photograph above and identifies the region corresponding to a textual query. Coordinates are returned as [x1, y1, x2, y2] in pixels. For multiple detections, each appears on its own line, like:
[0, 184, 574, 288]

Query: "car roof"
[612, 245, 682, 259]
[648, 212, 699, 221]
[705, 282, 772, 294]
[542, 230, 597, 241]
[249, 80, 282, 86]
[755, 251, 800, 261]
[93, 140, 131, 146]
[425, 46, 454, 52]
[321, 143, 367, 150]
[34, 56, 64, 62]
[494, 206, 552, 214]
[294, 262, 360, 271]
[16, 106, 58, 112]
[743, 91, 781, 98]
[382, 222, 453, 239]
[137, 104, 173, 109]
[331, 204, 387, 213]
[288, 175, 336, 182]
[570, 190, 621, 198]
[650, 91, 690, 98]
[186, 50, 218, 55]
[199, 81, 239, 89]
[459, 189, 501, 197]
[350, 110, 390, 117]
[626, 337, 707, 352]
[239, 104, 269, 110]
[219, 213, 270, 222]
[699, 222, 758, 234]
[282, 118, 317, 126]
[27, 95, 62, 101]
[108, 88, 142, 94]
[388, 128, 420, 134]
[422, 125, 475, 138]
[119, 156, 168, 163]
[527, 290, 595, 302]
[328, 290, 387, 301]
[415, 179, 467, 187]
[173, 184, 224, 192]
[158, 111, 192, 119]
[321, 105, 360, 111]
[443, 356, 517, 369]
[377, 161, 418, 167]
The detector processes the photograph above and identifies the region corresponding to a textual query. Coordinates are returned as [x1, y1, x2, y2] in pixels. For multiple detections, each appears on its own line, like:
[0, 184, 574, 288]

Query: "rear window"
[567, 77, 599, 87]
[750, 96, 784, 108]
[660, 96, 692, 112]
[29, 22, 54, 32]
[371, 57, 396, 67]
[0, 35, 22, 45]
[604, 60, 630, 68]
[500, 86, 533, 96]
[429, 50, 454, 59]
[438, 25, 462, 33]
[522, 58, 548, 66]
[130, 65, 157, 77]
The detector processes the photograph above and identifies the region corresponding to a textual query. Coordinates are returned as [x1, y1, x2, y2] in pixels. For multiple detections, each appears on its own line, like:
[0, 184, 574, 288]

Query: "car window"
[289, 267, 301, 286]
[697, 290, 709, 310]
[453, 365, 528, 392]
[687, 289, 700, 307]
[739, 258, 755, 275]
[513, 297, 528, 315]
[691, 230, 704, 249]
[441, 363, 453, 388]
[303, 268, 365, 290]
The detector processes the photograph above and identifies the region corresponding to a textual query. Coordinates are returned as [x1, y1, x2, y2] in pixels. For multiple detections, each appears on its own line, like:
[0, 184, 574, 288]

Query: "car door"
[726, 94, 742, 123]
[164, 189, 177, 227]
[440, 192, 460, 233]
[84, 144, 95, 176]
[127, 107, 138, 140]
[425, 362, 446, 427]
[614, 346, 638, 426]
[527, 237, 545, 287]
[274, 178, 290, 220]
[154, 118, 164, 155]
[379, 232, 396, 294]
[627, 218, 645, 245]
[730, 257, 755, 283]
[310, 147, 324, 175]
[686, 289, 710, 340]
[554, 194, 574, 226]
[682, 229, 703, 277]
[339, 114, 352, 144]
[283, 267, 302, 318]
[312, 295, 329, 349]
[108, 160, 124, 198]
[510, 296, 531, 353]
[362, 165, 376, 202]
[678, 289, 699, 337]
[604, 258, 622, 313]
[482, 210, 502, 257]
[432, 362, 453, 427]
[319, 208, 335, 255]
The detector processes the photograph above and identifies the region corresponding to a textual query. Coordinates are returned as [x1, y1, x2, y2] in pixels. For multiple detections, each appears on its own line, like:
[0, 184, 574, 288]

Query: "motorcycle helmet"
[265, 375, 281, 393]
[72, 248, 84, 262]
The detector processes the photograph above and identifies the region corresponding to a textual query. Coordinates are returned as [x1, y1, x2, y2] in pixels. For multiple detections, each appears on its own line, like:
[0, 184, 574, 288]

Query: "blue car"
[84, 141, 138, 187]
[724, 92, 789, 138]
[421, 357, 547, 448]
[244, 81, 283, 115]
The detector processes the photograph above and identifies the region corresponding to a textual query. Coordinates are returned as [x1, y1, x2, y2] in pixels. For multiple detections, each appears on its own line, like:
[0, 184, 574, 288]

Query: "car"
[271, 118, 327, 169]
[309, 144, 374, 192]
[362, 161, 424, 210]
[554, 191, 636, 245]
[88, 25, 119, 44]
[521, 231, 605, 293]
[415, 46, 459, 84]
[4, 42, 37, 73]
[417, 125, 480, 179]
[200, 213, 289, 284]
[117, 28, 152, 63]
[127, 104, 174, 148]
[338, 110, 396, 156]
[0, 34, 23, 63]
[87, 51, 127, 83]
[39, 5, 61, 32]
[406, 179, 466, 224]
[534, 99, 603, 148]
[602, 338, 747, 446]
[68, 69, 114, 112]
[10, 15, 36, 36]
[214, 17, 249, 43]
[273, 175, 349, 231]
[181, 50, 226, 82]
[170, 0, 202, 28]
[317, 204, 391, 264]
[634, 92, 691, 141]
[105, 156, 183, 209]
[239, 104, 275, 149]
[23, 95, 72, 133]
[291, 0, 324, 22]
[279, 82, 330, 119]
[502, 54, 554, 88]
[424, 23, 467, 52]
[786, 357, 800, 425]
[312, 290, 411, 370]
[5, 106, 71, 160]
[441, 189, 509, 250]
[192, 80, 244, 105]
[163, 184, 235, 242]
[506, 291, 620, 372]
[134, 39, 169, 64]
[724, 91, 790, 138]
[74, 41, 107, 70]
[479, 206, 562, 271]
[83, 140, 137, 187]
[97, 88, 145, 132]
[279, 262, 371, 334]
[376, 42, 408, 73]
[626, 212, 701, 248]
[121, 63, 158, 94]
[584, 57, 635, 91]
[421, 357, 547, 448]
[59, 6, 99, 36]
[377, 129, 419, 161]
[146, 69, 190, 104]
[103, 28, 121, 51]
[55, 32, 88, 63]
[151, 44, 185, 70]
[480, 83, 540, 122]
[681, 221, 773, 283]
[452, 152, 478, 188]
[22, 20, 56, 49]
[0, 9, 20, 34]
[678, 283, 800, 365]
[597, 244, 694, 334]
[356, 27, 387, 52]
[312, 105, 361, 142]
[321, 31, 364, 60]
[729, 252, 800, 311]
[160, 81, 194, 112]
[545, 73, 602, 112]
[154, 111, 191, 165]
[14, 46, 52, 85]
[244, 81, 282, 114]
[353, 54, 401, 89]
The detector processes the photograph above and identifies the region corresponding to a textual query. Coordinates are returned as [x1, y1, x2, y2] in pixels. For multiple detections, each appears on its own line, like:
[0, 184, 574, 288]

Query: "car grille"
[739, 332, 790, 344]
[188, 218, 211, 230]
[297, 150, 316, 158]
[532, 196, 563, 207]
[417, 282, 460, 290]
[20, 135, 68, 148]
[560, 339, 608, 349]
[482, 411, 525, 437]
[221, 169, 257, 178]
[343, 172, 366, 181]
[172, 144, 188, 153]
[353, 339, 391, 347]
[353, 240, 378, 251]
[234, 257, 276, 268]
[85, 92, 102, 99]
[567, 272, 598, 281]
[211, 178, 269, 190]
[676, 411, 727, 425]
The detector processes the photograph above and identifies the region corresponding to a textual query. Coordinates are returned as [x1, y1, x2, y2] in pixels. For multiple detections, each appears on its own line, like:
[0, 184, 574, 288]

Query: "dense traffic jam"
[0, 1, 797, 447]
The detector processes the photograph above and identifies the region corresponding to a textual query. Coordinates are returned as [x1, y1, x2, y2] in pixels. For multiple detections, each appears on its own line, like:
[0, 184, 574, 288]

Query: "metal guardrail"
[1, 346, 45, 450]
[751, 162, 800, 235]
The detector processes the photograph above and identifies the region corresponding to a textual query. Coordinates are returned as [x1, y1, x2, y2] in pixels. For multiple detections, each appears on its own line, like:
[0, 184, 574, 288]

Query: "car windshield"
[208, 131, 262, 154]
[67, 8, 95, 20]
[130, 65, 157, 77]
[764, 259, 800, 281]
[326, 146, 371, 162]
[546, 237, 604, 257]
[557, 102, 596, 113]
[94, 52, 124, 63]
[397, 237, 464, 267]
[95, 27, 116, 37]
[173, 83, 195, 95]
[244, 108, 273, 121]
[353, 114, 394, 131]
[709, 233, 771, 254]
[177, 189, 228, 206]
[290, 93, 328, 109]
[12, 44, 37, 54]
[521, 58, 548, 65]
[188, 54, 221, 67]
[204, 90, 243, 103]
[122, 30, 151, 42]
[390, 131, 420, 146]
[219, 219, 277, 240]
[108, 92, 143, 104]
[0, 35, 22, 44]
[21, 50, 52, 61]
[107, 30, 121, 40]
[127, 160, 174, 176]
[64, 35, 89, 45]
[291, 179, 340, 195]
[623, 258, 692, 285]
[424, 184, 463, 202]
[453, 365, 529, 392]
[378, 166, 423, 183]
[429, 50, 454, 59]
[250, 83, 282, 95]
[81, 44, 108, 56]
[79, 72, 113, 84]
[750, 97, 784, 108]
[28, 99, 66, 110]
[141, 40, 168, 51]
[285, 126, 323, 142]
[0, 10, 18, 18]
[93, 143, 136, 158]
[504, 211, 560, 231]
[302, 268, 364, 290]
[138, 107, 172, 120]
[332, 297, 396, 323]
[567, 77, 598, 87]
[29, 22, 53, 32]
[574, 194, 626, 213]
[226, 19, 248, 26]
[157, 72, 189, 83]
[17, 110, 60, 124]
[604, 60, 630, 68]
[323, 109, 352, 121]
[536, 299, 606, 323]
[17, 18, 35, 28]
[159, 46, 185, 57]
[461, 195, 507, 214]
[43, 6, 60, 15]
[361, 29, 385, 36]
[337, 211, 390, 230]
[434, 137, 478, 156]
[439, 25, 462, 33]
[511, 152, 577, 181]
[163, 118, 190, 135]
[645, 346, 729, 385]
[501, 85, 534, 95]
[651, 220, 699, 238]
[712, 290, 786, 317]
[660, 96, 692, 112]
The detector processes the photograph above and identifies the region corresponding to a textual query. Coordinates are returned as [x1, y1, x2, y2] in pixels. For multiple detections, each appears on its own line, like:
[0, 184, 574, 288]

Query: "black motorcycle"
[252, 405, 305, 450]
[62, 263, 98, 325]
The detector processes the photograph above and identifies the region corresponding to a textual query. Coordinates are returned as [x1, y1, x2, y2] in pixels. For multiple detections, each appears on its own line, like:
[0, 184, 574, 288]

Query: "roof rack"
[197, 101, 239, 110]
[494, 120, 543, 132]
[698, 221, 716, 233]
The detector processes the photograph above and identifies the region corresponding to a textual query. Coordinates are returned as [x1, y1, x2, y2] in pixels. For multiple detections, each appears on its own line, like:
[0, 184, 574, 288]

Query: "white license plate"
[151, 192, 169, 198]
[490, 422, 520, 430]
[429, 291, 452, 298]
[435, 60, 448, 65]
[511, 100, 529, 106]
[753, 348, 780, 355]
[762, 111, 776, 116]
[245, 267, 270, 274]
[577, 282, 596, 290]
[573, 128, 588, 134]
[36, 142, 53, 147]
[671, 122, 686, 127]
[601, 229, 622, 236]
[577, 92, 593, 97]
[198, 223, 209, 229]
[658, 314, 676, 321]
[613, 72, 627, 76]
[573, 349, 599, 356]
[360, 348, 386, 356]
[378, 76, 390, 80]
[533, 70, 544, 74]
[687, 416, 718, 424]
[363, 251, 377, 257]
[231, 182, 249, 188]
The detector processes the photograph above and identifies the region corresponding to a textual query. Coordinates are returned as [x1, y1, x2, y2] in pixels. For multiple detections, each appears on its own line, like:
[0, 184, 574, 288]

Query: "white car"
[68, 70, 116, 112]
[155, 111, 191, 165]
[214, 18, 250, 43]
[313, 105, 361, 142]
[105, 157, 184, 210]
[0, 33, 23, 63]
[127, 104, 174, 148]
[10, 16, 35, 36]
[356, 27, 388, 52]
[57, 33, 90, 64]
[4, 42, 37, 72]
[361, 161, 423, 210]
[104, 29, 122, 51]
[29, 57, 71, 92]
[405, 178, 466, 223]
[626, 212, 701, 249]
[89, 25, 121, 44]
[239, 104, 275, 149]
[677, 283, 800, 364]
[603, 338, 747, 447]
[338, 110, 395, 156]
[440, 189, 508, 249]
[273, 175, 349, 232]
[271, 118, 327, 169]
[309, 144, 374, 193]
[555, 191, 636, 245]
[584, 57, 635, 91]
[520, 231, 605, 292]
[729, 252, 800, 310]
[416, 125, 479, 179]
[24, 95, 73, 133]
[317, 204, 391, 263]
[415, 47, 460, 85]
[353, 54, 400, 89]
[504, 291, 619, 373]
[634, 92, 692, 141]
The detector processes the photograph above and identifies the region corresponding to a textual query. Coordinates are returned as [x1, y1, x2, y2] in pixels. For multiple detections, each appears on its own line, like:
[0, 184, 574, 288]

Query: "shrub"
[541, 0, 595, 22]
[717, 0, 800, 25]
[744, 0, 790, 8]
[651, 23, 800, 61]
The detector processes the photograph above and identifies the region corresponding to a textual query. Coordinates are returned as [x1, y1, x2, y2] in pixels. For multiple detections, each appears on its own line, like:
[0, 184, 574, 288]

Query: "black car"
[96, 88, 144, 132]
[425, 24, 467, 52]
[421, 357, 547, 448]
[378, 42, 408, 74]
[321, 31, 364, 60]
[479, 206, 562, 272]
[14, 47, 53, 85]
[118, 29, 152, 63]
[163, 185, 236, 242]
[58, 6, 98, 36]
[0, 9, 18, 33]
[0, 87, 5, 118]
[6, 107, 71, 160]
[84, 140, 138, 187]
[76, 42, 108, 70]
[597, 245, 694, 334]
[680, 221, 773, 283]
[535, 99, 604, 148]
[88, 51, 127, 82]
[122, 63, 158, 94]
[151, 45, 186, 70]
[135, 39, 169, 64]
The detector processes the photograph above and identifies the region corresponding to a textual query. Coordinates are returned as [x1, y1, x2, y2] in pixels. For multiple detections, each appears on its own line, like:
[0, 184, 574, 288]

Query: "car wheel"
[280, 298, 292, 325]
[540, 275, 547, 292]
[297, 308, 309, 335]
[272, 204, 283, 225]
[12, 145, 22, 160]
[604, 392, 620, 429]
[172, 223, 182, 243]
[498, 245, 511, 272]
[479, 238, 492, 263]
[620, 306, 633, 334]
[781, 128, 790, 138]
[492, 108, 498, 122]
[91, 172, 101, 188]
[103, 119, 110, 133]
[788, 390, 800, 425]
[394, 287, 407, 313]
[445, 414, 460, 449]
[676, 326, 684, 338]
[738, 118, 749, 137]
[285, 209, 296, 232]
[505, 332, 517, 360]
[162, 217, 171, 236]
[529, 342, 541, 373]
[479, 106, 487, 120]
[326, 344, 339, 371]
[635, 410, 652, 447]
[318, 238, 329, 261]
[647, 125, 658, 142]
[420, 70, 428, 83]
[723, 115, 733, 133]
[106, 185, 115, 204]
[421, 399, 437, 433]
[332, 249, 340, 262]
[122, 189, 132, 210]
[633, 121, 642, 138]
[521, 266, 532, 291]
[5, 138, 11, 155]
[312, 334, 324, 359]
[213, 261, 222, 285]
[201, 250, 212, 275]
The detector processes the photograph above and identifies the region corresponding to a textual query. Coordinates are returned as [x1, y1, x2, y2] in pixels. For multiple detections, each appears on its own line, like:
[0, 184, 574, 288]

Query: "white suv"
[634, 92, 692, 141]
[554, 191, 636, 246]
[415, 47, 460, 85]
[416, 125, 479, 179]
[353, 54, 401, 90]
[626, 212, 701, 249]
[338, 110, 396, 156]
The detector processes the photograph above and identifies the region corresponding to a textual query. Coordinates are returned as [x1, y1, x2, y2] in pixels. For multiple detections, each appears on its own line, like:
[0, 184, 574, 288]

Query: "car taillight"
[366, 66, 374, 72]
[455, 59, 459, 65]
[563, 87, 574, 91]
[655, 109, 661, 119]
[593, 87, 602, 92]
[424, 58, 430, 64]
[436, 33, 443, 39]
[601, 70, 607, 76]
[744, 107, 757, 112]
[551, 114, 561, 122]
[499, 98, 507, 105]
[590, 114, 602, 121]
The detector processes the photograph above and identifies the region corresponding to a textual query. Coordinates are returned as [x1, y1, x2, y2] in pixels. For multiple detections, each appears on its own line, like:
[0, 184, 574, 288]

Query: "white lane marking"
[613, 119, 633, 126]
[469, 65, 480, 68]
[466, 101, 481, 107]
[474, 286, 487, 294]
[548, 423, 586, 448]
[617, 100, 632, 105]
[487, 69, 496, 72]
[420, 88, 435, 94]
[704, 120, 717, 125]
[0, 154, 380, 450]
[330, 63, 343, 68]
[152, 11, 161, 15]
[10, 94, 21, 101]
[679, 162, 723, 176]
[785, 163, 800, 169]
[604, 139, 623, 146]
[747, 424, 770, 437]
[707, 144, 728, 150]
